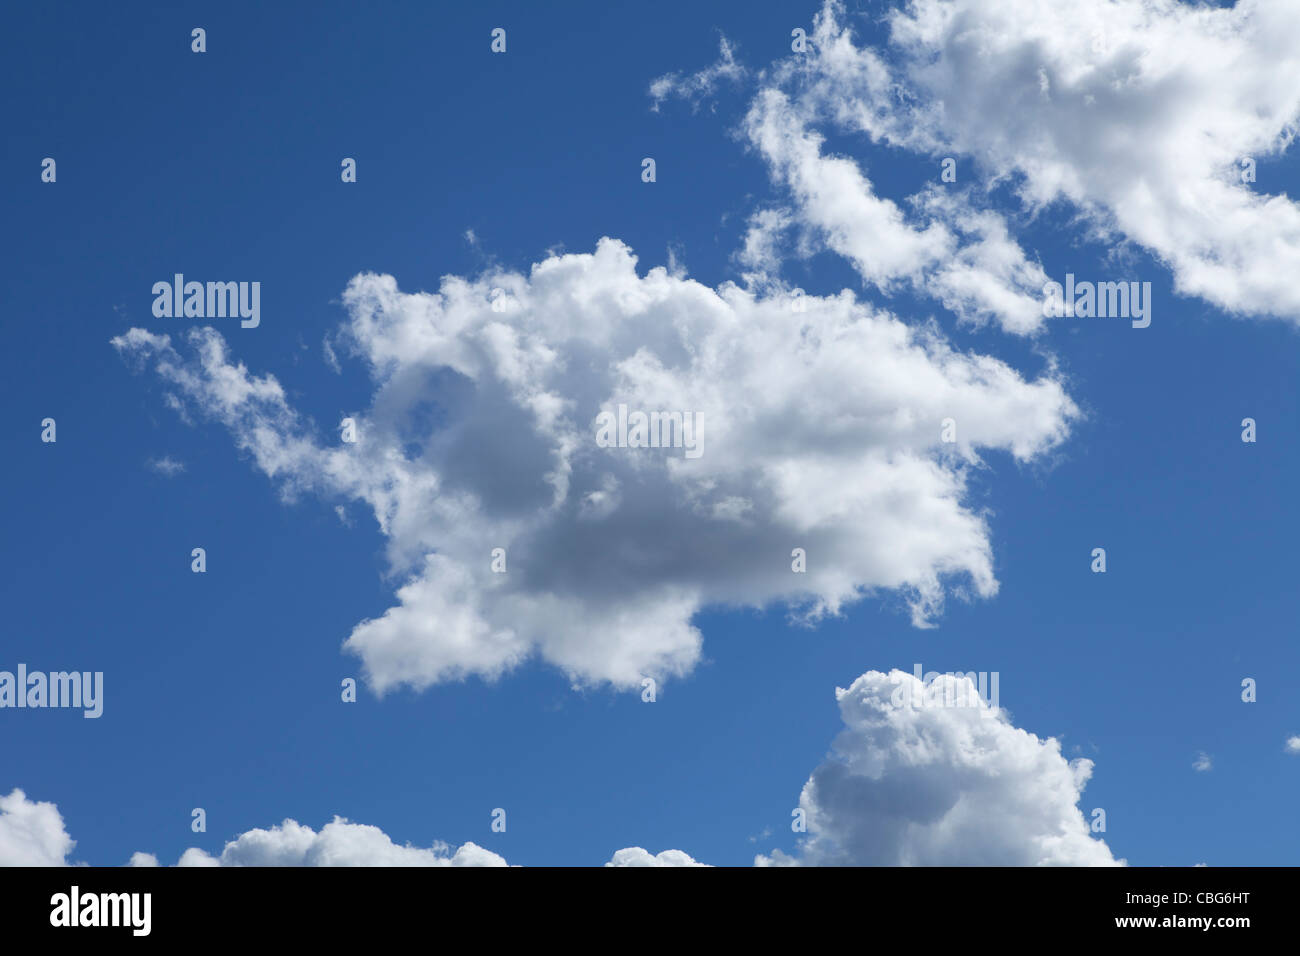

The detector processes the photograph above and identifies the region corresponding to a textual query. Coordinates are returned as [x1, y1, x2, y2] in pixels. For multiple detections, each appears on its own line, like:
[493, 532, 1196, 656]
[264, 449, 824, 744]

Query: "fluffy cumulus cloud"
[161, 818, 507, 867]
[23, 673, 1118, 870]
[113, 239, 1076, 694]
[3, 791, 708, 867]
[756, 670, 1121, 866]
[772, 0, 1300, 324]
[605, 847, 709, 867]
[0, 789, 76, 866]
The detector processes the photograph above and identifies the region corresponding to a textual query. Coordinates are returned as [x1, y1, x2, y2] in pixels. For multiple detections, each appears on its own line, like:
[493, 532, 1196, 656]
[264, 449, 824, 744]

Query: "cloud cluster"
[0, 792, 505, 868]
[151, 818, 507, 867]
[604, 847, 709, 867]
[91, 0, 1300, 873]
[742, 88, 1053, 334]
[0, 789, 76, 867]
[756, 670, 1121, 866]
[770, 0, 1300, 324]
[1, 790, 705, 868]
[10, 668, 1115, 868]
[113, 239, 1075, 694]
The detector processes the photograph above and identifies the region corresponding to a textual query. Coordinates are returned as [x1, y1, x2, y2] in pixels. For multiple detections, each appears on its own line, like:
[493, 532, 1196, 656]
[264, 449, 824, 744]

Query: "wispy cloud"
[147, 455, 186, 477]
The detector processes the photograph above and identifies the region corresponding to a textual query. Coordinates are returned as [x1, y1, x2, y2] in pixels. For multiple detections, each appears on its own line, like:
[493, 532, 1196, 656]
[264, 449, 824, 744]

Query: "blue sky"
[2, 0, 1297, 867]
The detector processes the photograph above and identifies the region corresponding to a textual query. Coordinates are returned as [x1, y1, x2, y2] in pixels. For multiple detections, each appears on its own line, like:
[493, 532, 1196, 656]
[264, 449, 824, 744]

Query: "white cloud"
[147, 456, 186, 477]
[3, 792, 705, 868]
[605, 847, 709, 867]
[165, 818, 507, 867]
[649, 36, 747, 112]
[10, 694, 1120, 870]
[741, 71, 1051, 334]
[756, 670, 1122, 866]
[0, 789, 75, 867]
[113, 239, 1076, 694]
[1193, 751, 1213, 772]
[638, 5, 1057, 335]
[734, 207, 795, 285]
[1285, 736, 1300, 754]
[781, 0, 1300, 324]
